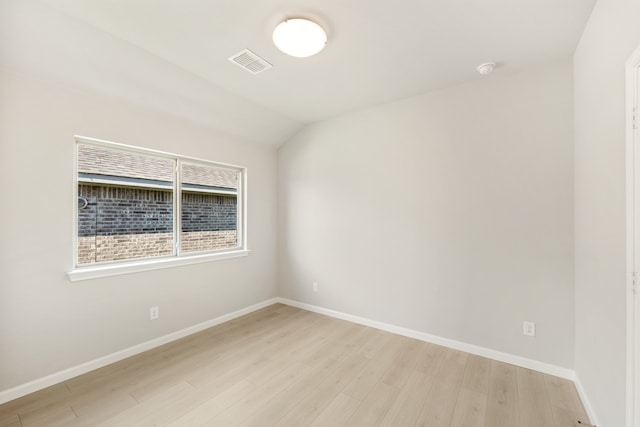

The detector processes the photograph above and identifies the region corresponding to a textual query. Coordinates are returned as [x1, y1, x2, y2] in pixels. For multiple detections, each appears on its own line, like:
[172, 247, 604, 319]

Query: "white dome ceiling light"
[272, 18, 327, 58]
[477, 62, 496, 75]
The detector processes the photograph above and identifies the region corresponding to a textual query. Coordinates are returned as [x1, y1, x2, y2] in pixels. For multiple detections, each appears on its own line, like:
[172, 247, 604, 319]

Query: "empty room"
[1, 1, 639, 426]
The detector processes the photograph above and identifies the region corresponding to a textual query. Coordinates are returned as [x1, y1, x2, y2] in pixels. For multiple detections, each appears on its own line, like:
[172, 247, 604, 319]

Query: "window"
[70, 136, 247, 280]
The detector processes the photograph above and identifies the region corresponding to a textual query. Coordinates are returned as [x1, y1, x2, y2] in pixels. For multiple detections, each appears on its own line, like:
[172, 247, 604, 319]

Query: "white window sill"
[67, 249, 250, 282]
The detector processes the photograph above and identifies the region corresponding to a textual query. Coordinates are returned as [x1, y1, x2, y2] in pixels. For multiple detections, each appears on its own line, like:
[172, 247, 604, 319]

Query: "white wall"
[278, 59, 575, 368]
[0, 69, 278, 391]
[573, 0, 640, 425]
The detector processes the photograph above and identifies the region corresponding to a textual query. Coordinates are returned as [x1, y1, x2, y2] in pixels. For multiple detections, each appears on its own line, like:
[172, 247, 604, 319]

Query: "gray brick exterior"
[78, 184, 238, 265]
[78, 185, 174, 238]
[181, 192, 237, 232]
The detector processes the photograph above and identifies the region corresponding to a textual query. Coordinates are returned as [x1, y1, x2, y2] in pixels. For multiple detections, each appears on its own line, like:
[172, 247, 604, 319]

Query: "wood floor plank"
[461, 354, 492, 394]
[0, 383, 70, 419]
[129, 375, 192, 404]
[264, 315, 335, 362]
[243, 356, 299, 387]
[416, 347, 469, 427]
[0, 413, 21, 427]
[308, 393, 360, 427]
[202, 362, 315, 426]
[380, 338, 422, 388]
[0, 305, 592, 427]
[272, 352, 369, 427]
[414, 380, 461, 427]
[550, 406, 586, 427]
[342, 381, 398, 427]
[66, 390, 137, 425]
[485, 361, 520, 427]
[300, 321, 366, 366]
[449, 389, 487, 427]
[98, 381, 196, 426]
[407, 346, 468, 427]
[436, 347, 469, 385]
[322, 324, 372, 362]
[414, 342, 445, 374]
[359, 329, 395, 359]
[517, 367, 556, 427]
[18, 404, 76, 427]
[184, 348, 267, 389]
[544, 375, 590, 426]
[165, 380, 254, 426]
[379, 370, 433, 427]
[281, 317, 345, 361]
[341, 343, 402, 401]
[236, 358, 341, 427]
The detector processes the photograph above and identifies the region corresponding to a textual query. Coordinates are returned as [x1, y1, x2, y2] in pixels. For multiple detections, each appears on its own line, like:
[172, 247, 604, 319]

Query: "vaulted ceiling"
[1, 0, 595, 147]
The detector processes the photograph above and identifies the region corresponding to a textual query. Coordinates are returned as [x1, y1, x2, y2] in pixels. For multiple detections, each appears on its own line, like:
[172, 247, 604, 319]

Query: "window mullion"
[237, 169, 244, 249]
[175, 160, 182, 257]
[73, 142, 79, 268]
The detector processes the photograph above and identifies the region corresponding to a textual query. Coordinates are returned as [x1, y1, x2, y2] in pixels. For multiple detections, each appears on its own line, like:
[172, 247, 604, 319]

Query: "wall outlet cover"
[523, 321, 536, 337]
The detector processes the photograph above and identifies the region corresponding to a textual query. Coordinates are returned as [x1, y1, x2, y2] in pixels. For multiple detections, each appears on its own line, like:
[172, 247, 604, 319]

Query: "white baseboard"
[574, 374, 601, 427]
[276, 297, 575, 380]
[0, 298, 278, 405]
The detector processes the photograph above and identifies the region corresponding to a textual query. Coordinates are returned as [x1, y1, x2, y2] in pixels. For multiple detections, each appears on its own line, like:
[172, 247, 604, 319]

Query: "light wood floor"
[0, 304, 590, 427]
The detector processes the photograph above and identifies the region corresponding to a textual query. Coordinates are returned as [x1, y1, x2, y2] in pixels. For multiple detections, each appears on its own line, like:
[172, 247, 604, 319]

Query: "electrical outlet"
[523, 321, 535, 337]
[150, 306, 159, 320]
[312, 282, 318, 292]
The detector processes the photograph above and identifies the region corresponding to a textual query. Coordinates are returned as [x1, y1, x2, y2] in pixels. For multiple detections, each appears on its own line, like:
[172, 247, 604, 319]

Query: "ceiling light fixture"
[272, 18, 327, 58]
[477, 62, 496, 75]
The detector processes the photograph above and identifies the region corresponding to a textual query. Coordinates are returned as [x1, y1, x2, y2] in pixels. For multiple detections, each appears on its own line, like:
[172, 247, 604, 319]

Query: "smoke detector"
[228, 49, 273, 74]
[477, 62, 496, 75]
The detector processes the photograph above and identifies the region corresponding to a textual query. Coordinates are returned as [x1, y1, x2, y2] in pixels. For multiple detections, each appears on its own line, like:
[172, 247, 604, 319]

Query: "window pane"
[77, 144, 175, 265]
[181, 162, 239, 253]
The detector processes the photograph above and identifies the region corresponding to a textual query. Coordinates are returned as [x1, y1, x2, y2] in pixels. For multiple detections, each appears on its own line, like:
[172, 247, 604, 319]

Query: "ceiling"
[2, 0, 595, 147]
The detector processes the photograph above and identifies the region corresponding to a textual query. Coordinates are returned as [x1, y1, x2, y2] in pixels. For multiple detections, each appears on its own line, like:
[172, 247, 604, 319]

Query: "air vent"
[228, 49, 273, 74]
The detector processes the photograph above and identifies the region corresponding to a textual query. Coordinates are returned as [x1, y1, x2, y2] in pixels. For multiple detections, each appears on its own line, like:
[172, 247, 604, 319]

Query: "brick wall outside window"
[78, 184, 237, 265]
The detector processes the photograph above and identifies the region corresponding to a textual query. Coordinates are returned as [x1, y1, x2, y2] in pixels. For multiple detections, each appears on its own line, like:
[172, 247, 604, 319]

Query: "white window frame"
[68, 135, 248, 282]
